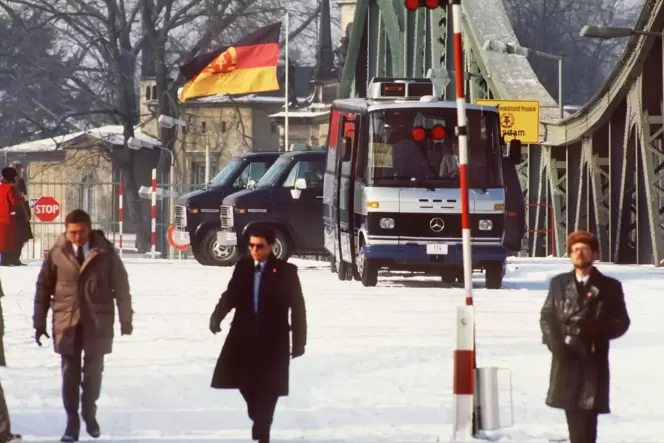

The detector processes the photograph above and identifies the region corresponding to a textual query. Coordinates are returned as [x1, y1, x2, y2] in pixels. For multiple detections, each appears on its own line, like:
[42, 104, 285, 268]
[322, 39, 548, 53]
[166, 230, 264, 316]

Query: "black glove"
[120, 323, 133, 336]
[35, 328, 49, 346]
[209, 315, 221, 334]
[291, 345, 305, 358]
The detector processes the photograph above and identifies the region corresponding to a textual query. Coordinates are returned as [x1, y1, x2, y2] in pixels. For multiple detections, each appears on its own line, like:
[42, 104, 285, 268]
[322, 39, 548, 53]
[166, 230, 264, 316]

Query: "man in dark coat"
[540, 230, 630, 443]
[33, 210, 133, 442]
[209, 226, 307, 443]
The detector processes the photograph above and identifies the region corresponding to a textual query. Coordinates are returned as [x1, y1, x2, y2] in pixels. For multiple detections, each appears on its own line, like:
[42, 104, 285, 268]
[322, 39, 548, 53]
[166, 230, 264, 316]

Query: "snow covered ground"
[0, 257, 661, 442]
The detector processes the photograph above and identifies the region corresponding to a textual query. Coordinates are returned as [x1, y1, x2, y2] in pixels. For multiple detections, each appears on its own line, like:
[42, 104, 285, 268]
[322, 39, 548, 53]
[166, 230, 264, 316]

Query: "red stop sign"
[34, 196, 61, 222]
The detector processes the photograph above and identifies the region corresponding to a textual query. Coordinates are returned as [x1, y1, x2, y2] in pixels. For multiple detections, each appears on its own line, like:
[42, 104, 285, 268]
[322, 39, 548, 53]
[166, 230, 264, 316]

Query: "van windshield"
[209, 159, 242, 187]
[366, 107, 503, 188]
[255, 156, 291, 188]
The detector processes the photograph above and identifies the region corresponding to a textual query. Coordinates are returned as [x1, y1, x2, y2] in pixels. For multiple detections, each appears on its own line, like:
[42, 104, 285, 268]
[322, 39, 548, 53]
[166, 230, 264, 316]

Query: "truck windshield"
[209, 159, 242, 187]
[366, 107, 503, 188]
[255, 156, 292, 188]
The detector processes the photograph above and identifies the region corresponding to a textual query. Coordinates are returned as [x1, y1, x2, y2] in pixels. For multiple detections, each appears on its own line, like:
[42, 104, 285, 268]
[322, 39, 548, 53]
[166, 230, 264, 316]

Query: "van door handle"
[316, 196, 323, 199]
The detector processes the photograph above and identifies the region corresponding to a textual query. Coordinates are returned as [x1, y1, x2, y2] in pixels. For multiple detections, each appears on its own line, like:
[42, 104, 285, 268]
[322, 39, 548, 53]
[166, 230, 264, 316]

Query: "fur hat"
[567, 231, 598, 254]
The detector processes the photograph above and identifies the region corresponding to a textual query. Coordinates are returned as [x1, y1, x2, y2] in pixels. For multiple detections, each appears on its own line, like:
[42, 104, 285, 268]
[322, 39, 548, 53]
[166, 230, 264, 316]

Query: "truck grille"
[220, 205, 234, 228]
[174, 205, 186, 228]
[367, 212, 504, 238]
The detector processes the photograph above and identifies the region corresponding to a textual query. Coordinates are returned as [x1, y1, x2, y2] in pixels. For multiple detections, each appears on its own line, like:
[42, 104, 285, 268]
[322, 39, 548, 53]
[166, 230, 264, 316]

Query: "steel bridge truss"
[338, 0, 491, 102]
[525, 73, 664, 265]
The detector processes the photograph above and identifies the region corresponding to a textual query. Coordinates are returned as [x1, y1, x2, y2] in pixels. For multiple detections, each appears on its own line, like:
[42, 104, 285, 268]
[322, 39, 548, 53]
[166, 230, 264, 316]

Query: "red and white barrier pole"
[450, 0, 476, 439]
[151, 168, 156, 259]
[118, 182, 123, 258]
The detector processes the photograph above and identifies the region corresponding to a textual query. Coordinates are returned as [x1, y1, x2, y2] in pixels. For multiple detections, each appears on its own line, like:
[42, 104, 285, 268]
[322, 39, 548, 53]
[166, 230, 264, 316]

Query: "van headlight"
[479, 220, 493, 230]
[380, 217, 395, 229]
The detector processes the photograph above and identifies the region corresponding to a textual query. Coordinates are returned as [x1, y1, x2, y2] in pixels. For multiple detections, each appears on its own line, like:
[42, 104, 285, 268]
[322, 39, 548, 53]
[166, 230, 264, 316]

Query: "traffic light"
[405, 0, 443, 9]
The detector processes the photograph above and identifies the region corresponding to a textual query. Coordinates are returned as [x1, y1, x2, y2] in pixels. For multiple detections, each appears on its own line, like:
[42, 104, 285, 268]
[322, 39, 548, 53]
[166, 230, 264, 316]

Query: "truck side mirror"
[290, 178, 306, 199]
[508, 139, 522, 163]
[294, 178, 307, 190]
[246, 179, 256, 190]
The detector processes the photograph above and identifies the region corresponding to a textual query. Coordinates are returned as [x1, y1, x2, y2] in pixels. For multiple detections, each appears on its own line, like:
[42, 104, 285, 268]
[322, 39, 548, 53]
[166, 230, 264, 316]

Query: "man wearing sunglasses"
[209, 226, 307, 443]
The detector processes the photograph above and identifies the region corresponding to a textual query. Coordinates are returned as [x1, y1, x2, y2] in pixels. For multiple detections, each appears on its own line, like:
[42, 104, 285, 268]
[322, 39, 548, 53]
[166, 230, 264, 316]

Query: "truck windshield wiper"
[372, 175, 418, 181]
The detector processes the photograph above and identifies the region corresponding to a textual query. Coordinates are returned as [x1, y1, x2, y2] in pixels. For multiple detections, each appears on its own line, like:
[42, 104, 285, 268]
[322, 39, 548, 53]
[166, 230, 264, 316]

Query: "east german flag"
[179, 22, 282, 101]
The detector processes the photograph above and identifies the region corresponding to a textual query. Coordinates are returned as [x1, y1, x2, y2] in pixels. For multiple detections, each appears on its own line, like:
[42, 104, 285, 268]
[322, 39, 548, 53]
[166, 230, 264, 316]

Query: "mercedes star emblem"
[429, 217, 444, 232]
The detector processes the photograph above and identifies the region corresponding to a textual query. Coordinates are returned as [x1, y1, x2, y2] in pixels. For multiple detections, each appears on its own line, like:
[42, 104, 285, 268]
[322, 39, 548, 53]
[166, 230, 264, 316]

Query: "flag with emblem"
[178, 22, 282, 101]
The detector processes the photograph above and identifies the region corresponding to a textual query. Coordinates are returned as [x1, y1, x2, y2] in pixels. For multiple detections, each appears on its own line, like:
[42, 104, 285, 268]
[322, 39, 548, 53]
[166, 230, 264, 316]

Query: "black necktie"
[76, 246, 84, 265]
[255, 263, 262, 273]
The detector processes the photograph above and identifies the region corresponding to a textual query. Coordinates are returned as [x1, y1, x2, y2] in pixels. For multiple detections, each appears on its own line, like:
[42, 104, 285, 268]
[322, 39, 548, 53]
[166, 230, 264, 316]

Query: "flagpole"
[284, 11, 289, 151]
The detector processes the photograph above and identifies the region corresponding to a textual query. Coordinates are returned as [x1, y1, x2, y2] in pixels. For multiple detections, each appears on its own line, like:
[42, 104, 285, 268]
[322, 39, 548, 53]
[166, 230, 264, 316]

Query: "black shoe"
[84, 417, 101, 439]
[251, 423, 258, 440]
[4, 434, 21, 443]
[61, 415, 79, 442]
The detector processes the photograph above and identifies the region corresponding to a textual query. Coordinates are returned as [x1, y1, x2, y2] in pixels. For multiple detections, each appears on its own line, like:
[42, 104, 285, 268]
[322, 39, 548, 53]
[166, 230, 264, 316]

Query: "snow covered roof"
[269, 110, 330, 118]
[269, 103, 330, 119]
[1, 125, 160, 153]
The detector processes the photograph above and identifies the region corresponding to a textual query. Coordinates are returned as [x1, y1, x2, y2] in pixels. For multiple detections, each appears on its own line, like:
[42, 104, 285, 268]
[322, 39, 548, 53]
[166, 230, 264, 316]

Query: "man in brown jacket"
[33, 209, 133, 443]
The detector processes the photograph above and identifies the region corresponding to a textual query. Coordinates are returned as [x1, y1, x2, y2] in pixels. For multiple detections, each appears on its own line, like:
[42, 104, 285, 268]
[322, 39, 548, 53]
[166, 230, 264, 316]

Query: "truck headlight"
[380, 217, 395, 229]
[479, 219, 493, 230]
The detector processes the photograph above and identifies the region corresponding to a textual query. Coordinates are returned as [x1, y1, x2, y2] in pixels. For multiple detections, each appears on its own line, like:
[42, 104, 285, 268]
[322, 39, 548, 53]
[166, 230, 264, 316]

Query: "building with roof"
[0, 125, 159, 257]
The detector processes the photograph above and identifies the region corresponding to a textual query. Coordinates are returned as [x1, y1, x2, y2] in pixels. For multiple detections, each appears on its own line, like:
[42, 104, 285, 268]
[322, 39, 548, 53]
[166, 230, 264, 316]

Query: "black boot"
[83, 416, 100, 439]
[60, 415, 79, 442]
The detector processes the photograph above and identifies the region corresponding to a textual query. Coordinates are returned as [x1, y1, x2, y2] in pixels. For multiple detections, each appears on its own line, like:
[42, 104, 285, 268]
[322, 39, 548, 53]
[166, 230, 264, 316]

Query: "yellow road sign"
[475, 99, 540, 144]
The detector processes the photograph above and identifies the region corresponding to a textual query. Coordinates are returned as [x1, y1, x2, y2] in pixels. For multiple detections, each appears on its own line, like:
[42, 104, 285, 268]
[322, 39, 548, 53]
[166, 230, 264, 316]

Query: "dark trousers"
[565, 409, 598, 443]
[61, 325, 104, 420]
[0, 380, 12, 440]
[240, 387, 278, 440]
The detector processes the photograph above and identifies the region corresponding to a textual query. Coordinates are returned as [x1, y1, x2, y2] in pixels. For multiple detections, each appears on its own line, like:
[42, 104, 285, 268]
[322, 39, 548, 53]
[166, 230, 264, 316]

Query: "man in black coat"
[209, 226, 307, 443]
[540, 230, 630, 443]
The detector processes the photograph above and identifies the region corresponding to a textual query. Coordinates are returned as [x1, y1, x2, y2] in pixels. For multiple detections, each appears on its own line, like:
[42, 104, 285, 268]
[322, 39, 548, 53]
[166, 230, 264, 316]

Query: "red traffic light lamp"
[405, 0, 442, 9]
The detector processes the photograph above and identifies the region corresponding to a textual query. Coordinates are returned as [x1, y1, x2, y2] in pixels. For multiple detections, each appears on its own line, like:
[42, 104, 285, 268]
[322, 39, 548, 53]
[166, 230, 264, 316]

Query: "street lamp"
[159, 114, 211, 184]
[483, 39, 564, 119]
[580, 25, 663, 118]
[127, 135, 176, 259]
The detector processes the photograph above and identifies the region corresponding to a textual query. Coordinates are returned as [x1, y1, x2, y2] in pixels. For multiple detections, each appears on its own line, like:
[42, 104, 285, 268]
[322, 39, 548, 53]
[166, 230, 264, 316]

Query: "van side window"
[282, 159, 326, 189]
[233, 161, 270, 188]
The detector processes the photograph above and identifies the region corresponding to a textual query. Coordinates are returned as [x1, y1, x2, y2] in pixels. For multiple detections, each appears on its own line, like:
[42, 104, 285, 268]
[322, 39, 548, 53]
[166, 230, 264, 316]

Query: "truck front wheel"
[191, 242, 211, 265]
[484, 261, 505, 289]
[271, 230, 291, 261]
[202, 229, 239, 266]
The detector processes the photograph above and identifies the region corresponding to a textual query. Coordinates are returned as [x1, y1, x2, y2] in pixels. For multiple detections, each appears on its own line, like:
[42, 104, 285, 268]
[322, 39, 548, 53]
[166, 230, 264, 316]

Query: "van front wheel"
[356, 244, 378, 287]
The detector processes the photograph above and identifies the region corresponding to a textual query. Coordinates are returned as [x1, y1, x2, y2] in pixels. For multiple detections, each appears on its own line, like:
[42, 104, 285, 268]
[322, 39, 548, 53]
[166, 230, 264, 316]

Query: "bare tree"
[0, 0, 321, 251]
[504, 0, 639, 106]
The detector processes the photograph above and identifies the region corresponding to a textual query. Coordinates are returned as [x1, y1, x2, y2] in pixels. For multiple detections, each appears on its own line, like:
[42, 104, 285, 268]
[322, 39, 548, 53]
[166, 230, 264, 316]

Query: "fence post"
[0, 286, 6, 366]
[118, 182, 123, 258]
[151, 169, 156, 259]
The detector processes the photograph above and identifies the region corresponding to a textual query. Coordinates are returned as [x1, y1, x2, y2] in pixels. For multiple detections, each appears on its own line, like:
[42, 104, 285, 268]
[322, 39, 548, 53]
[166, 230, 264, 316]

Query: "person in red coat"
[0, 167, 24, 266]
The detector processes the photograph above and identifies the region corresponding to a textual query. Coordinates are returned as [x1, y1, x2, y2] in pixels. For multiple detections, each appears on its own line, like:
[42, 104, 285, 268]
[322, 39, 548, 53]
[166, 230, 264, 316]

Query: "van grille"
[220, 205, 233, 228]
[174, 205, 186, 228]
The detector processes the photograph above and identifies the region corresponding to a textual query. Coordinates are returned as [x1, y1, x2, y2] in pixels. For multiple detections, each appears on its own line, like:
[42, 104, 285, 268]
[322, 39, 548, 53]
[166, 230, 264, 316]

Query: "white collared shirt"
[72, 242, 90, 258]
[575, 273, 589, 285]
